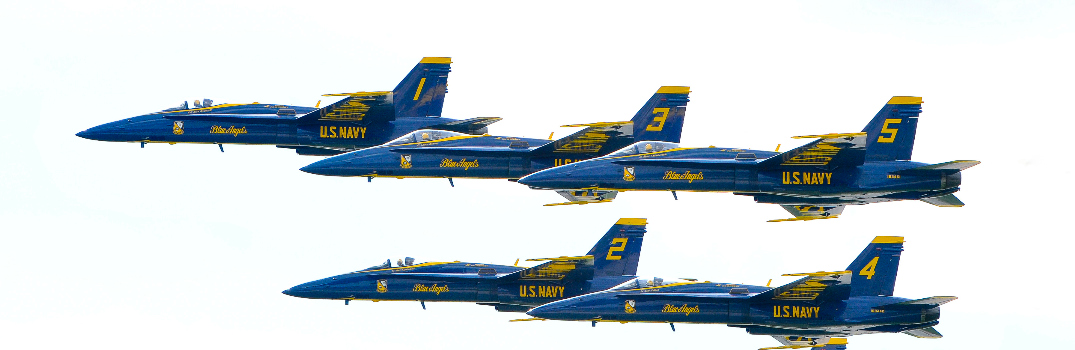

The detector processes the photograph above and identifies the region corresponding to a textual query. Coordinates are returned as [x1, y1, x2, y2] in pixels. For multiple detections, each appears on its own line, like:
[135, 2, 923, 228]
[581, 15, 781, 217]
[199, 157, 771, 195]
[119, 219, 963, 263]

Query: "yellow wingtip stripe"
[887, 96, 922, 104]
[420, 57, 452, 64]
[872, 236, 905, 244]
[615, 218, 647, 226]
[656, 86, 691, 94]
[828, 338, 848, 345]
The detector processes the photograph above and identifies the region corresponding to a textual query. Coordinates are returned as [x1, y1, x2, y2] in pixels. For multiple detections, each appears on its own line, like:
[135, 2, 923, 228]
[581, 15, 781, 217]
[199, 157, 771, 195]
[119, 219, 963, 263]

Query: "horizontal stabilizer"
[429, 117, 502, 134]
[903, 326, 944, 339]
[921, 194, 964, 207]
[874, 296, 957, 311]
[891, 160, 980, 176]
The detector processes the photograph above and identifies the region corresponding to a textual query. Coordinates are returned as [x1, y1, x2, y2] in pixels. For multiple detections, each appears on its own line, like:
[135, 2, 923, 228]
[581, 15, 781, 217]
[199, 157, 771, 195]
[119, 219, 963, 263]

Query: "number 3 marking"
[647, 108, 669, 131]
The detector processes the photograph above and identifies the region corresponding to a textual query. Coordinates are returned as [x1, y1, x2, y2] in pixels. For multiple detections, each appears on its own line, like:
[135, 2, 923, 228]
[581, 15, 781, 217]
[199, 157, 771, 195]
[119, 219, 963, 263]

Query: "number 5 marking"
[646, 108, 669, 131]
[877, 119, 900, 143]
[859, 256, 879, 279]
[606, 238, 628, 260]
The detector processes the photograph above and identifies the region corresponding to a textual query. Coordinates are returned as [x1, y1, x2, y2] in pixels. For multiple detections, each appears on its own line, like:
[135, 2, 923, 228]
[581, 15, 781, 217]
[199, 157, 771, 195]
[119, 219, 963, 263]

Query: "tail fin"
[586, 218, 647, 277]
[861, 96, 922, 161]
[846, 236, 905, 297]
[631, 86, 690, 142]
[392, 57, 452, 118]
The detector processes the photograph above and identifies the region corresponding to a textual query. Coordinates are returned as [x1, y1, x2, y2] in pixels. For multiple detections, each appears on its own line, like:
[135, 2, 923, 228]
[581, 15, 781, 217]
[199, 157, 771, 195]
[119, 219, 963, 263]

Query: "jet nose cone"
[300, 157, 347, 176]
[282, 289, 295, 297]
[519, 168, 569, 188]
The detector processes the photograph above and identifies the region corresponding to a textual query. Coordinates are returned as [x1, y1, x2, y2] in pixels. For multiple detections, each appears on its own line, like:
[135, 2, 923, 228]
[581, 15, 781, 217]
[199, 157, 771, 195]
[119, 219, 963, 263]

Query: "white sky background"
[1, 1, 1072, 349]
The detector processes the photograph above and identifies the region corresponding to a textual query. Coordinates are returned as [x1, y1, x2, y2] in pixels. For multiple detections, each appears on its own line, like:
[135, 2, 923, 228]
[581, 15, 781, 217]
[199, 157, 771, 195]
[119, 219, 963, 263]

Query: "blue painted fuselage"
[283, 261, 634, 311]
[527, 282, 939, 336]
[519, 146, 961, 204]
[76, 103, 483, 155]
[300, 134, 638, 179]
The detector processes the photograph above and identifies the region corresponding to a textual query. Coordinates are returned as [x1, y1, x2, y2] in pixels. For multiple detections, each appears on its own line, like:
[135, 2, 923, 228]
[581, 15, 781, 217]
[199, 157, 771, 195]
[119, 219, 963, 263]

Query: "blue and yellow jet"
[298, 86, 689, 193]
[75, 57, 499, 155]
[522, 236, 953, 350]
[282, 218, 647, 312]
[519, 97, 979, 220]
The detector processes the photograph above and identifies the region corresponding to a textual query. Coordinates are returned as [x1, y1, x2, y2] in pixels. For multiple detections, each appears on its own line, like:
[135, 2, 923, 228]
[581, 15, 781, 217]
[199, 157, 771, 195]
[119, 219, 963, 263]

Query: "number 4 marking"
[859, 257, 879, 280]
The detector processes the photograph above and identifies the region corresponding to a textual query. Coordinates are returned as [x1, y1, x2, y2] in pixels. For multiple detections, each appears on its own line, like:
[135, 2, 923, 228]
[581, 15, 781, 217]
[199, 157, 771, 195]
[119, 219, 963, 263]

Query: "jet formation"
[282, 218, 647, 312]
[76, 57, 499, 155]
[74, 57, 967, 349]
[518, 97, 979, 221]
[522, 236, 954, 350]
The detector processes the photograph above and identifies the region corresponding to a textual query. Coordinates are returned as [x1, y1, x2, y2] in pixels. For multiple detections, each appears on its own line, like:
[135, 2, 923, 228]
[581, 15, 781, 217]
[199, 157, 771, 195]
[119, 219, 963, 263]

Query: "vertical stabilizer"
[586, 218, 647, 276]
[393, 57, 452, 118]
[861, 96, 921, 161]
[630, 86, 691, 143]
[846, 236, 905, 297]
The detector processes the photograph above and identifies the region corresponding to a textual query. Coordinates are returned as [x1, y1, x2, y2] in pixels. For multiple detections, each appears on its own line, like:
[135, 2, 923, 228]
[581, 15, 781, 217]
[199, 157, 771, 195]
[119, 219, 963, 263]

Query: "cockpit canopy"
[162, 99, 214, 112]
[609, 277, 688, 291]
[381, 129, 467, 147]
[606, 141, 680, 158]
[357, 257, 418, 272]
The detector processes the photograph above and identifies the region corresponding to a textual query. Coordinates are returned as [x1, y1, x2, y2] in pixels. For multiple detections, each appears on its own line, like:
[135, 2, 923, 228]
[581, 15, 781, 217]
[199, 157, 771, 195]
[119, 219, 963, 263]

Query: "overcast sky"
[2, 1, 1072, 349]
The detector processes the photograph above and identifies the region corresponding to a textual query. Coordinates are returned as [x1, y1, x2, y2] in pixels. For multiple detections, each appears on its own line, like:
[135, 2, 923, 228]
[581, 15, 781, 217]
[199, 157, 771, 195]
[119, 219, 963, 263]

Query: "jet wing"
[296, 92, 394, 124]
[530, 121, 633, 156]
[873, 296, 957, 311]
[501, 256, 594, 281]
[758, 133, 868, 170]
[750, 271, 851, 302]
[428, 117, 502, 133]
[770, 205, 846, 222]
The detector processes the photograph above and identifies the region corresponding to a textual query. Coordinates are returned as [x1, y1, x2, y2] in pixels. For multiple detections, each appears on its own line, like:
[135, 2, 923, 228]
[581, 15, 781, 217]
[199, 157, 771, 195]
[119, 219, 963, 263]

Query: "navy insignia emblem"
[172, 121, 184, 135]
[623, 167, 636, 182]
[400, 155, 413, 169]
[376, 279, 388, 293]
[625, 299, 636, 313]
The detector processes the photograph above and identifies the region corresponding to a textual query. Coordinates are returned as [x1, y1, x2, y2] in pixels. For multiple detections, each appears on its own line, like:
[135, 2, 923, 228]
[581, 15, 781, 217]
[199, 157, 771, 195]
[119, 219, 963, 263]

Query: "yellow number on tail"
[859, 257, 879, 280]
[606, 238, 628, 260]
[647, 108, 669, 131]
[877, 119, 901, 143]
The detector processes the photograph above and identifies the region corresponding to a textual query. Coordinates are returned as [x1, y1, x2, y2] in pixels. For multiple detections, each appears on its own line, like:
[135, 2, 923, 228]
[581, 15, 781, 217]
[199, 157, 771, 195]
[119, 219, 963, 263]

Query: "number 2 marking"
[859, 257, 879, 280]
[606, 238, 628, 260]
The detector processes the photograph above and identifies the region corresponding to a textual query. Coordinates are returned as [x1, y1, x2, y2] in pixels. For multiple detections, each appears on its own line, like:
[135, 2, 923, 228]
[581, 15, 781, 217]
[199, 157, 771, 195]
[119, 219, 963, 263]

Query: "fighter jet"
[75, 57, 499, 155]
[519, 97, 979, 221]
[282, 218, 646, 312]
[299, 86, 689, 194]
[523, 236, 953, 350]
